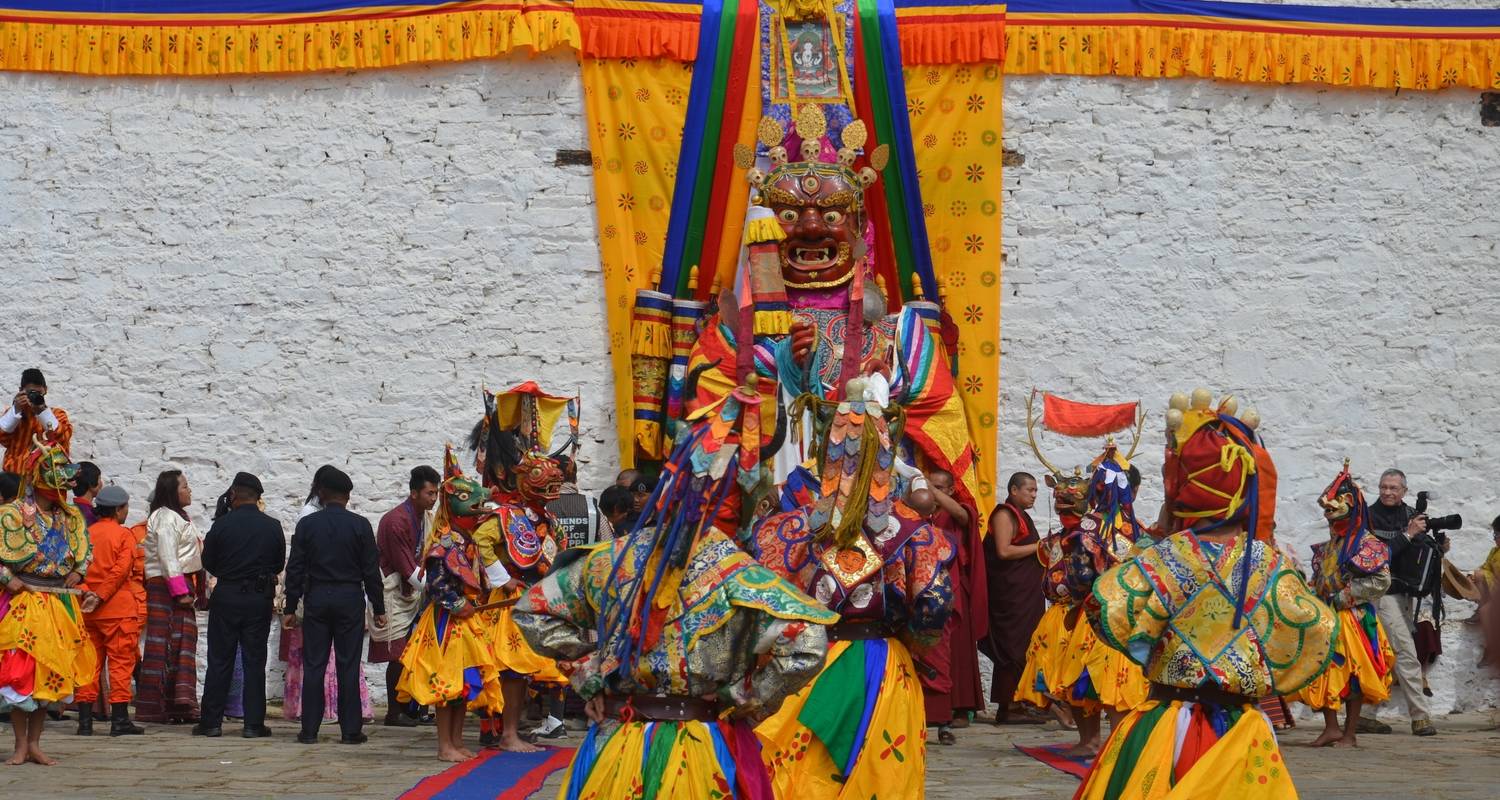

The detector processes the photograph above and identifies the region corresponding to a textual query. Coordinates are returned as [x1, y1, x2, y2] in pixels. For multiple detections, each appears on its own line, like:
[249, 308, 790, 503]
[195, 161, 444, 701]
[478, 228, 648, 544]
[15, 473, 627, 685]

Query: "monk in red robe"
[979, 472, 1046, 724]
[919, 469, 987, 744]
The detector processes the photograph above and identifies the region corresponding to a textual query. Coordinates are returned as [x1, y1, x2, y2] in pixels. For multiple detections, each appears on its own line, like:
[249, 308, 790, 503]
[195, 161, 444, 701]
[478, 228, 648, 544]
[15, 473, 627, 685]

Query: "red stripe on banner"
[849, 10, 902, 311]
[495, 748, 576, 800]
[694, 0, 757, 300]
[1042, 393, 1138, 437]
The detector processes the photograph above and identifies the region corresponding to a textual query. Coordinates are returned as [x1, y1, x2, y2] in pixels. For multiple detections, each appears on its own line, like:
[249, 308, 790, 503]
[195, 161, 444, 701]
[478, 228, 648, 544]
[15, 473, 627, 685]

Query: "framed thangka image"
[772, 14, 852, 105]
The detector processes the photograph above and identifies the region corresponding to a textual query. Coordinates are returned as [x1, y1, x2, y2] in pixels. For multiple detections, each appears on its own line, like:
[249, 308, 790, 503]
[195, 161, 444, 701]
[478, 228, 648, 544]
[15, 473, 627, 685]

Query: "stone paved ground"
[4, 708, 1496, 799]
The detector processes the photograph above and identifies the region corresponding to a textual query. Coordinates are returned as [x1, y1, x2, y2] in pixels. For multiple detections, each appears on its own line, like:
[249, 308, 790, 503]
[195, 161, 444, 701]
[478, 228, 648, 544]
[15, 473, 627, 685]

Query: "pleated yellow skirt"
[396, 603, 502, 713]
[559, 720, 735, 799]
[0, 591, 98, 710]
[757, 637, 927, 800]
[479, 586, 565, 684]
[1017, 603, 1147, 713]
[1075, 699, 1298, 800]
[1288, 604, 1393, 711]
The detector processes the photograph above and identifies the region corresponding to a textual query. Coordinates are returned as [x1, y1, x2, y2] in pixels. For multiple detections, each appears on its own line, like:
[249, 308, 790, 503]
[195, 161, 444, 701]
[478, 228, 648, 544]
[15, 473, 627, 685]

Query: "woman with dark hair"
[137, 469, 204, 723]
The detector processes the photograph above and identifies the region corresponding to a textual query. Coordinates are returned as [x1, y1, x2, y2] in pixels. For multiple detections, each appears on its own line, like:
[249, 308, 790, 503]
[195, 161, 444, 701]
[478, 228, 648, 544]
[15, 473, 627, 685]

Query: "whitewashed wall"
[3, 8, 1497, 709]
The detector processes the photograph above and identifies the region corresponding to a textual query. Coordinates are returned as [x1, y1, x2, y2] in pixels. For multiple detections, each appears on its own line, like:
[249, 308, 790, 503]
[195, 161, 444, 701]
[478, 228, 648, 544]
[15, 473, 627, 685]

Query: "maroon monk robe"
[978, 503, 1045, 709]
[919, 498, 988, 724]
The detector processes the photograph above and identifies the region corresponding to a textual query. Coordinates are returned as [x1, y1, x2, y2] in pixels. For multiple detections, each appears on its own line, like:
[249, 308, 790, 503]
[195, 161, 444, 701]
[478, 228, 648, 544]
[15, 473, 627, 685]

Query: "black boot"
[110, 703, 144, 737]
[76, 712, 93, 736]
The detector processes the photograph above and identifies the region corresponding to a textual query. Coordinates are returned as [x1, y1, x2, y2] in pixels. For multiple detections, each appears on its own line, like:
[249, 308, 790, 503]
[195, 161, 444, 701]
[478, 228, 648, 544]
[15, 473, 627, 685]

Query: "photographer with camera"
[0, 368, 73, 474]
[1368, 468, 1459, 737]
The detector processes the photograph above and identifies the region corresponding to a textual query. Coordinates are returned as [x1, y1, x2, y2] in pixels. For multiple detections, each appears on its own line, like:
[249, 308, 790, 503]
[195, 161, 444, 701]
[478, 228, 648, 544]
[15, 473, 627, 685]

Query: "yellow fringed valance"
[741, 214, 786, 245]
[1005, 18, 1500, 91]
[0, 4, 579, 77]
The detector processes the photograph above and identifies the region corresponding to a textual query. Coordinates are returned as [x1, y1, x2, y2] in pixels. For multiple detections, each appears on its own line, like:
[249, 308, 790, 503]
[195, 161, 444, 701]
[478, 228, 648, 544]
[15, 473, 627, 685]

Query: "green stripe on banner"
[641, 721, 679, 800]
[675, 0, 741, 298]
[854, 0, 917, 298]
[1102, 702, 1173, 798]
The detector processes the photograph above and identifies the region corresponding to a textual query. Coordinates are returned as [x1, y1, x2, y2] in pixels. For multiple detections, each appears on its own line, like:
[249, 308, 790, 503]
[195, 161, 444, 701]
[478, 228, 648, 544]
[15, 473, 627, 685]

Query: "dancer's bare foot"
[458, 747, 478, 760]
[1307, 728, 1341, 747]
[25, 748, 57, 766]
[437, 747, 470, 763]
[499, 733, 541, 753]
[1062, 741, 1101, 758]
[6, 750, 26, 766]
[1331, 735, 1358, 748]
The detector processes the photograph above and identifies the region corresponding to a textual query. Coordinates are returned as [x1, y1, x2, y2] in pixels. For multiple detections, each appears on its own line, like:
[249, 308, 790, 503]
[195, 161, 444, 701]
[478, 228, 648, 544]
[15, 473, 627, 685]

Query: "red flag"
[1042, 393, 1138, 437]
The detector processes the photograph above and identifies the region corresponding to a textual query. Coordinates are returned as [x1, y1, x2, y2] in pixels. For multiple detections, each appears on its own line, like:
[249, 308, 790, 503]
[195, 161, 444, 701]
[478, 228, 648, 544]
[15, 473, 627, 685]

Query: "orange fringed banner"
[0, 1, 578, 77]
[1006, 1, 1500, 91]
[575, 0, 701, 59]
[574, 0, 1006, 64]
[1041, 392, 1138, 438]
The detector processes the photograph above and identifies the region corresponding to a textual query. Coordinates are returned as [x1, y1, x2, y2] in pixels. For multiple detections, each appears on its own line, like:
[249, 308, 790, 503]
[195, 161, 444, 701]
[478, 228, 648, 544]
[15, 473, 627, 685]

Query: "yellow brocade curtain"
[906, 61, 1004, 515]
[1004, 18, 1500, 92]
[0, 1, 579, 76]
[581, 57, 694, 463]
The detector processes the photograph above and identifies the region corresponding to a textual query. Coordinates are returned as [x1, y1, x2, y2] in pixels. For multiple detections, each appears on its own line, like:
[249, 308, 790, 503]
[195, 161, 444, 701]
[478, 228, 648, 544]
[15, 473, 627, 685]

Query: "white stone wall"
[3, 6, 1499, 710]
[0, 53, 607, 700]
[998, 74, 1500, 715]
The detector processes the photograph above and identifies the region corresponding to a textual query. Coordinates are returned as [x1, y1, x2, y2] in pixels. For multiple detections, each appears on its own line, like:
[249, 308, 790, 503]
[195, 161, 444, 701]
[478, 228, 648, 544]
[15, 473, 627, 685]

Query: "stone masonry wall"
[3, 7, 1498, 709]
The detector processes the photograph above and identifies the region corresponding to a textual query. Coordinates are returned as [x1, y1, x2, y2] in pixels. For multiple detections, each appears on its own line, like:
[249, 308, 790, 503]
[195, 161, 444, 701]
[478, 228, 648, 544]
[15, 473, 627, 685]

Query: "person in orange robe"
[0, 369, 72, 475]
[75, 485, 146, 736]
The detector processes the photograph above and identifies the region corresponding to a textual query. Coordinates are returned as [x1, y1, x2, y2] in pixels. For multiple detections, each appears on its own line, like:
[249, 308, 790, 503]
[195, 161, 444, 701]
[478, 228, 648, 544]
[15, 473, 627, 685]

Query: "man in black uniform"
[282, 467, 387, 745]
[194, 473, 286, 739]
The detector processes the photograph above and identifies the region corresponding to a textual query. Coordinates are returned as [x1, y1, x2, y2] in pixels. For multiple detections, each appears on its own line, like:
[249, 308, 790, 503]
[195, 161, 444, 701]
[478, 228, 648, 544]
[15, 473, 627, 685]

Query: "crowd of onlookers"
[0, 366, 665, 747]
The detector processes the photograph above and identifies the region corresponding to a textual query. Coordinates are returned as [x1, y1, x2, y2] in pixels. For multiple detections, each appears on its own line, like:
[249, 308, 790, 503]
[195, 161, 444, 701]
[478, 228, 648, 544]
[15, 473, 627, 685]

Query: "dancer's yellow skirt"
[1016, 602, 1068, 708]
[1075, 699, 1297, 800]
[757, 637, 927, 800]
[396, 603, 501, 713]
[0, 591, 98, 709]
[478, 586, 565, 684]
[559, 720, 735, 799]
[1017, 603, 1145, 713]
[1288, 604, 1393, 711]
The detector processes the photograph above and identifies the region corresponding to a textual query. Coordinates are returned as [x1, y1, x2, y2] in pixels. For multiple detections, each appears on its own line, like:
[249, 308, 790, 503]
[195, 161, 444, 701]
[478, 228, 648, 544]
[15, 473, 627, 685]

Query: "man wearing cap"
[76, 484, 146, 736]
[0, 368, 73, 475]
[282, 467, 387, 745]
[194, 472, 286, 738]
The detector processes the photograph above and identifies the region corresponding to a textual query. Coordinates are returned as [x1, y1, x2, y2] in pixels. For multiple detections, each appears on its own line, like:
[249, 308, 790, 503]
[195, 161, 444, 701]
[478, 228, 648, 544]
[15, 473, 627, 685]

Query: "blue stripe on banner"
[706, 722, 737, 796]
[1004, 0, 1500, 29]
[874, 0, 938, 302]
[635, 294, 676, 312]
[658, 0, 723, 296]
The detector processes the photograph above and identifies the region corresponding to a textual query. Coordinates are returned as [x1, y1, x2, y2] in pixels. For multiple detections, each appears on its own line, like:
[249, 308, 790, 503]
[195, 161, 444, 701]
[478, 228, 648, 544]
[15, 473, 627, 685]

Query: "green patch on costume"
[797, 640, 868, 772]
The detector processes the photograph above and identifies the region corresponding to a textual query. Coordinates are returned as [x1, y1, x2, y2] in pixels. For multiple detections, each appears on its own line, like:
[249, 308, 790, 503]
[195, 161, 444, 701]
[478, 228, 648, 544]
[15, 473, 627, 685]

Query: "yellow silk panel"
[905, 61, 1003, 520]
[581, 57, 693, 464]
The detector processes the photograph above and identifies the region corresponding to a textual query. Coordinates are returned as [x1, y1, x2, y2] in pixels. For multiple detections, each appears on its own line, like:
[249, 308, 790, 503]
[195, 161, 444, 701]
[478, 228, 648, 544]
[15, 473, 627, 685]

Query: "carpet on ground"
[1015, 742, 1093, 780]
[399, 747, 574, 800]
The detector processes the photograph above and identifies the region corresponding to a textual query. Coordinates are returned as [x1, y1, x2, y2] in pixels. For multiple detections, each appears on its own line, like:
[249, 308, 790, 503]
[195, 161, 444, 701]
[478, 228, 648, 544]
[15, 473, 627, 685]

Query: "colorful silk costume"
[468, 384, 576, 685]
[0, 438, 97, 712]
[515, 391, 835, 800]
[1288, 465, 1394, 712]
[668, 102, 980, 517]
[751, 378, 954, 800]
[1017, 446, 1149, 715]
[1076, 393, 1337, 800]
[396, 449, 503, 714]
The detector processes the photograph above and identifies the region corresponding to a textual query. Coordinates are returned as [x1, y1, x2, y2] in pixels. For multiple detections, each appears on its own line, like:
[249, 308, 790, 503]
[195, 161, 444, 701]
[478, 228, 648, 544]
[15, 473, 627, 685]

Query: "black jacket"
[283, 504, 386, 616]
[202, 505, 286, 591]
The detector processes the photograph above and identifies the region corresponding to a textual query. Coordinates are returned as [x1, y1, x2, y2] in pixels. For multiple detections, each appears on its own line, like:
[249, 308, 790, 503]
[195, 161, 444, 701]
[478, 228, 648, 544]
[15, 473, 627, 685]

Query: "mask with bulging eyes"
[515, 453, 563, 504]
[763, 164, 864, 291]
[444, 474, 491, 519]
[32, 441, 77, 493]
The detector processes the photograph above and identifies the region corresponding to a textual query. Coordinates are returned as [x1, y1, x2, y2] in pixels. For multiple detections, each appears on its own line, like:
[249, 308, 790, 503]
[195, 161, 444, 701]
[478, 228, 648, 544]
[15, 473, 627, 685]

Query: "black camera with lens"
[24, 389, 44, 410]
[1414, 491, 1462, 534]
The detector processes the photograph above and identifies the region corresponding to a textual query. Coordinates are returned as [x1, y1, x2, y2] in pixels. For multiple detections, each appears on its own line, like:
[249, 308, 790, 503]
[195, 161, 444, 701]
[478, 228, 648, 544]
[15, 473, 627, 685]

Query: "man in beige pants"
[1368, 468, 1437, 736]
